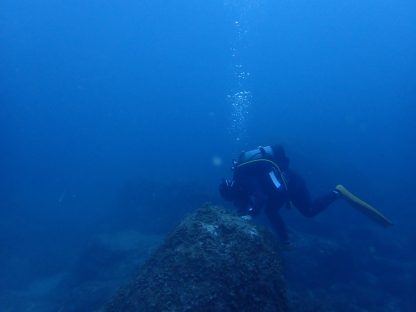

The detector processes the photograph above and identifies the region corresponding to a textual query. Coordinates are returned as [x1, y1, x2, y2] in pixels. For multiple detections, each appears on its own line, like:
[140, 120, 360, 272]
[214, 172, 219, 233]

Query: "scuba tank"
[232, 145, 293, 209]
[232, 146, 275, 170]
[232, 146, 287, 193]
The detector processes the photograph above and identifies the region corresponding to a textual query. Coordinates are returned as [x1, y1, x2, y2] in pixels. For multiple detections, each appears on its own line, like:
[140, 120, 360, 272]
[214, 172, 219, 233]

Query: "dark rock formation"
[106, 205, 288, 312]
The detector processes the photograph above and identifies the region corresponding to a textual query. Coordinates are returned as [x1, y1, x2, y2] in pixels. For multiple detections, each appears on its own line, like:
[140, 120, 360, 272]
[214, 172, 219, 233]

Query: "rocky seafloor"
[1, 203, 414, 311]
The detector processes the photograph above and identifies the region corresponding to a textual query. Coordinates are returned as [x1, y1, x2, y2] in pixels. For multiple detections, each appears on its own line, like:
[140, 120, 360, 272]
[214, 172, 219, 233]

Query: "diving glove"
[219, 179, 235, 201]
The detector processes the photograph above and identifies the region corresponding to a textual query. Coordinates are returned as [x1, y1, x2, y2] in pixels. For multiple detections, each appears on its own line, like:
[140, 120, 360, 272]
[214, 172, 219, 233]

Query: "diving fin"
[335, 185, 393, 227]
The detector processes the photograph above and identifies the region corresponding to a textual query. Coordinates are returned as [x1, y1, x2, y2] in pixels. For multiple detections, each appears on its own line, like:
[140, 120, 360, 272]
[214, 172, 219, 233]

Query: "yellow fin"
[336, 185, 393, 227]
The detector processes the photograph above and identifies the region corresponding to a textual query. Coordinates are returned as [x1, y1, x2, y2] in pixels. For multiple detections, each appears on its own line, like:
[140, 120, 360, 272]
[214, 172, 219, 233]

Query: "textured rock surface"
[105, 205, 288, 312]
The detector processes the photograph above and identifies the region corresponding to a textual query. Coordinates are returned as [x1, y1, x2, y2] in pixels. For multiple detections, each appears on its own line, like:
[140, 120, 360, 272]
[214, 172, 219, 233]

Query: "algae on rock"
[106, 204, 288, 312]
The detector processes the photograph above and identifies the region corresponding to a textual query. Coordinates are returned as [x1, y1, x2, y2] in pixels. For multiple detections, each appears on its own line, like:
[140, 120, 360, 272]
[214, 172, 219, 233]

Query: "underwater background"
[1, 0, 415, 311]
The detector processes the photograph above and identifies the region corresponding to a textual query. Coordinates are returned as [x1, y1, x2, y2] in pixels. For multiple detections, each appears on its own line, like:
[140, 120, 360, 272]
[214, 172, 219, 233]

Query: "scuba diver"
[219, 145, 393, 246]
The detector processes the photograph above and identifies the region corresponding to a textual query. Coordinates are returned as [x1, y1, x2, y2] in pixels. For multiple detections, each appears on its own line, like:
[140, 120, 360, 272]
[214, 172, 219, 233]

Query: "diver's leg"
[297, 191, 340, 218]
[264, 204, 289, 243]
[290, 171, 340, 218]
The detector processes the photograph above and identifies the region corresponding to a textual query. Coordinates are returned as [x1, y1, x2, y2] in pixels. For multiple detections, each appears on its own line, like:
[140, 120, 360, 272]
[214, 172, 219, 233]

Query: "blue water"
[1, 0, 415, 310]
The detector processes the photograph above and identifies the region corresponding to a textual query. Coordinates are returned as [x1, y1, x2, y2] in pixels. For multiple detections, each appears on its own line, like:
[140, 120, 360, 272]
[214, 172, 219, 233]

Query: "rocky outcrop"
[106, 205, 288, 312]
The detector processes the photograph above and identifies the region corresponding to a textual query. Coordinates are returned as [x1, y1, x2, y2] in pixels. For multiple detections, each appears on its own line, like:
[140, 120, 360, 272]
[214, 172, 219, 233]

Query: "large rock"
[105, 205, 288, 312]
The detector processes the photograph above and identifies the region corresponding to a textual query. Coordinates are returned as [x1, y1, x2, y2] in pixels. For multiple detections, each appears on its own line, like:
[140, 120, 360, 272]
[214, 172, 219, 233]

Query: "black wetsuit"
[227, 158, 338, 242]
